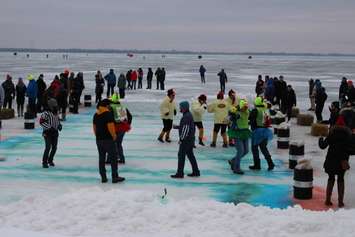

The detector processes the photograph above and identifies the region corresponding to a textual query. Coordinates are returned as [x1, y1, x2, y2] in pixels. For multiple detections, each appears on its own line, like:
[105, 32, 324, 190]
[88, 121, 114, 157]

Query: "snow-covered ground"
[1, 52, 355, 236]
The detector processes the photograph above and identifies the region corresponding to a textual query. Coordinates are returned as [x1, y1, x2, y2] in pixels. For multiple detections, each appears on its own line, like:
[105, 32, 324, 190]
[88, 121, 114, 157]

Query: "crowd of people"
[0, 68, 354, 208]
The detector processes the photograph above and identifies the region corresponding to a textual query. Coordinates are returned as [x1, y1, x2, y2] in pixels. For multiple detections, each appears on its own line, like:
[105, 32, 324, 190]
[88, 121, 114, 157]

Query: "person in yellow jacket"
[158, 89, 177, 143]
[191, 94, 207, 146]
[207, 91, 230, 147]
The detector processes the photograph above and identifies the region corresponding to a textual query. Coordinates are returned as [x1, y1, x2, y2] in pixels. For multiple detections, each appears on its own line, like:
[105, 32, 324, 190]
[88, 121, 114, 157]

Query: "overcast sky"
[1, 0, 355, 53]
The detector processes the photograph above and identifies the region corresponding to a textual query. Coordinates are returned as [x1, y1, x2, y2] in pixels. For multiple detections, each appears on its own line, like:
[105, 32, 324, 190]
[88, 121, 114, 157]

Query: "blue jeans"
[233, 139, 249, 171]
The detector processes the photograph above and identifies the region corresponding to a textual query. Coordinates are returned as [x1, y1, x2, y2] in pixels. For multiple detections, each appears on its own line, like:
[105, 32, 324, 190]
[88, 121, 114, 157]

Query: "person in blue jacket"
[171, 101, 200, 178]
[26, 74, 38, 114]
[104, 69, 117, 98]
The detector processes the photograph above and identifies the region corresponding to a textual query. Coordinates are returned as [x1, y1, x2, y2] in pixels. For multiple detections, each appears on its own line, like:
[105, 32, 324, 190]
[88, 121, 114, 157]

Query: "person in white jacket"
[158, 89, 177, 143]
[191, 94, 207, 146]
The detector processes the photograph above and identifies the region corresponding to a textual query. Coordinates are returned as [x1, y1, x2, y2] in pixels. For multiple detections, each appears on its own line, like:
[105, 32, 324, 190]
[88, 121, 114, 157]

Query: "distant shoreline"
[1, 48, 355, 57]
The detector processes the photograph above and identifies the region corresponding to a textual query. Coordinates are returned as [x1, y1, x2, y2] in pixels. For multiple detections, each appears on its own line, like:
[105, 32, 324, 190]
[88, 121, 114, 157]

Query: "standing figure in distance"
[199, 65, 206, 84]
[217, 69, 228, 93]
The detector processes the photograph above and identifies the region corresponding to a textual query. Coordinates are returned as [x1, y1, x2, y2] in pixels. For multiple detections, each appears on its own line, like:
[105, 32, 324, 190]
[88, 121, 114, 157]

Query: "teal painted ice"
[0, 105, 293, 208]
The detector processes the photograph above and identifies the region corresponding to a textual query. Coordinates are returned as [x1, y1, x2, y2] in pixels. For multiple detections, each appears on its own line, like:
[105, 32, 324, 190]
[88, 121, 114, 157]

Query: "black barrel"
[289, 142, 304, 169]
[24, 112, 35, 129]
[293, 168, 313, 199]
[84, 95, 92, 107]
[277, 126, 290, 149]
[273, 115, 286, 135]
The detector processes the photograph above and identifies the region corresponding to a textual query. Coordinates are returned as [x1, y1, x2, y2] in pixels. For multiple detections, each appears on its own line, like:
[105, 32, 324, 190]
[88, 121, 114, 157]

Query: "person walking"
[138, 68, 143, 89]
[315, 87, 328, 122]
[95, 71, 105, 103]
[117, 73, 126, 99]
[158, 89, 176, 143]
[171, 101, 200, 179]
[126, 70, 132, 90]
[1, 75, 15, 109]
[39, 98, 62, 168]
[93, 99, 125, 183]
[199, 65, 206, 83]
[191, 94, 207, 146]
[308, 79, 315, 111]
[15, 78, 26, 117]
[217, 69, 228, 93]
[319, 120, 352, 207]
[228, 99, 251, 174]
[109, 93, 132, 164]
[249, 97, 275, 171]
[26, 74, 38, 115]
[104, 69, 116, 98]
[146, 68, 153, 89]
[36, 74, 47, 112]
[207, 91, 229, 147]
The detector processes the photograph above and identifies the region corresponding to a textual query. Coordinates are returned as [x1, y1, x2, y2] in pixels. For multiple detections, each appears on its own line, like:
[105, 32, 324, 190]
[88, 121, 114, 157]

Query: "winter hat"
[97, 99, 111, 108]
[27, 74, 34, 80]
[198, 94, 207, 102]
[47, 98, 58, 111]
[6, 74, 12, 80]
[336, 115, 346, 126]
[111, 93, 120, 103]
[217, 91, 224, 99]
[167, 89, 175, 97]
[347, 80, 353, 86]
[179, 101, 189, 110]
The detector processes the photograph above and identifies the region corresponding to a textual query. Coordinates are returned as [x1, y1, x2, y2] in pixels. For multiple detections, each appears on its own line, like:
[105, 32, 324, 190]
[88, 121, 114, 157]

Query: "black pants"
[328, 171, 345, 182]
[200, 75, 205, 83]
[315, 103, 324, 122]
[17, 102, 24, 117]
[119, 88, 125, 99]
[28, 98, 36, 114]
[37, 95, 44, 112]
[220, 82, 225, 93]
[138, 78, 143, 89]
[95, 92, 102, 103]
[251, 139, 273, 167]
[176, 139, 199, 175]
[42, 131, 58, 165]
[160, 81, 165, 90]
[156, 79, 160, 90]
[71, 93, 79, 114]
[147, 79, 152, 89]
[107, 84, 115, 98]
[96, 140, 118, 179]
[3, 96, 12, 109]
[132, 80, 137, 90]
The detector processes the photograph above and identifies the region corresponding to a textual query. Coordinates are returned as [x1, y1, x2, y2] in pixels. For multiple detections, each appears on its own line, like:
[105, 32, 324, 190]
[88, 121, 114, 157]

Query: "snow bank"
[1, 188, 354, 237]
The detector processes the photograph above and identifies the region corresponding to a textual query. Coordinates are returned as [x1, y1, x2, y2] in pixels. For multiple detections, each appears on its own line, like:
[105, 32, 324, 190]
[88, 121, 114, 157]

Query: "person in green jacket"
[228, 99, 251, 174]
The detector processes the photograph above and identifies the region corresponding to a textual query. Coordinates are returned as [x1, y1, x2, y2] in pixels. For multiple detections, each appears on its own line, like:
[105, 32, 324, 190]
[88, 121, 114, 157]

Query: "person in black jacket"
[346, 80, 355, 105]
[308, 79, 315, 111]
[160, 68, 166, 90]
[155, 67, 161, 90]
[1, 74, 15, 109]
[36, 74, 47, 112]
[279, 76, 288, 114]
[199, 65, 206, 84]
[39, 98, 62, 168]
[146, 68, 153, 89]
[171, 101, 200, 178]
[315, 87, 328, 122]
[285, 85, 296, 121]
[217, 69, 227, 93]
[15, 78, 27, 117]
[319, 122, 351, 208]
[255, 75, 264, 96]
[95, 71, 105, 103]
[339, 77, 348, 107]
[76, 72, 85, 104]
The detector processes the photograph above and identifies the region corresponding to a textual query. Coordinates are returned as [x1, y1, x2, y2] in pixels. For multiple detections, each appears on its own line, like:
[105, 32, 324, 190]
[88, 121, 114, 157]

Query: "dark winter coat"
[16, 84, 26, 104]
[95, 77, 105, 94]
[199, 66, 206, 76]
[286, 88, 297, 108]
[346, 86, 355, 104]
[217, 71, 227, 83]
[104, 71, 117, 85]
[147, 69, 153, 81]
[339, 81, 348, 101]
[36, 78, 47, 98]
[2, 79, 15, 99]
[315, 89, 327, 107]
[179, 111, 195, 142]
[309, 80, 315, 97]
[255, 79, 264, 95]
[319, 126, 352, 174]
[117, 74, 126, 89]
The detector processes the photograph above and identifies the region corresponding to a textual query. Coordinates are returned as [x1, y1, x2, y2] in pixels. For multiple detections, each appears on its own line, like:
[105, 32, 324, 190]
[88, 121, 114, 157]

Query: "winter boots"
[158, 131, 165, 143]
[198, 129, 205, 146]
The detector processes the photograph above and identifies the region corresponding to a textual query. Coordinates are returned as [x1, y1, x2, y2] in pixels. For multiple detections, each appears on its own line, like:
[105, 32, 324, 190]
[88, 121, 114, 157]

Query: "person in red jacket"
[131, 70, 138, 90]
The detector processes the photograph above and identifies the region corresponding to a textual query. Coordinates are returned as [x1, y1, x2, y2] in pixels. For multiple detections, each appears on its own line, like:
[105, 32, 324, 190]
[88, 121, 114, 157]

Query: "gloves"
[165, 112, 169, 116]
